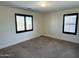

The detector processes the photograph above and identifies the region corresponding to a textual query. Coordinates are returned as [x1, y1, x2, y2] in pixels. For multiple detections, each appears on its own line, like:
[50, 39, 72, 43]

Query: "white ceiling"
[0, 1, 79, 13]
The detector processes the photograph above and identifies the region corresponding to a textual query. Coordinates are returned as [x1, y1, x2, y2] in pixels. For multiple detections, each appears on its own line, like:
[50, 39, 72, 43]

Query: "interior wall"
[0, 6, 79, 49]
[0, 6, 43, 49]
[43, 8, 79, 43]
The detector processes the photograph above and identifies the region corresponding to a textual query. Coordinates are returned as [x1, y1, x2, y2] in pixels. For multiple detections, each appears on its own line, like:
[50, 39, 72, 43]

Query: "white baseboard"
[43, 34, 79, 44]
[0, 34, 78, 49]
[0, 34, 42, 49]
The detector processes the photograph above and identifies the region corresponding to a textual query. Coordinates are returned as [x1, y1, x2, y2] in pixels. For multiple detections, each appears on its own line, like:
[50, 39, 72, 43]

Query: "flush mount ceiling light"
[39, 1, 47, 7]
[41, 3, 46, 7]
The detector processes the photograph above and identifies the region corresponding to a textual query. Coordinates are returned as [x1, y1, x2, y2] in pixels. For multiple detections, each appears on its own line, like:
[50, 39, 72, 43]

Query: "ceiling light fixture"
[41, 3, 46, 7]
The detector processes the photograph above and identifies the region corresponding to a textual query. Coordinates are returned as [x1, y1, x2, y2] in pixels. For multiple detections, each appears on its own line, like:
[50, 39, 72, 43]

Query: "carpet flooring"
[0, 36, 79, 58]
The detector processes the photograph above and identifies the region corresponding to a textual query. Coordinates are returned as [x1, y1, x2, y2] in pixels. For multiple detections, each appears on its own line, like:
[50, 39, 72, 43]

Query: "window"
[15, 13, 33, 33]
[63, 13, 78, 35]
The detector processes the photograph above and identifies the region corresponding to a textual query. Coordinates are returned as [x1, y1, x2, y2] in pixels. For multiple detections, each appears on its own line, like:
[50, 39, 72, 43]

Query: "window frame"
[62, 13, 78, 35]
[15, 13, 33, 33]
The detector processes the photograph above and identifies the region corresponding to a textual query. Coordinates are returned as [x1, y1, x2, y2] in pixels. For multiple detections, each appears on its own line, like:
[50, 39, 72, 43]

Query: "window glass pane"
[64, 15, 77, 33]
[64, 25, 75, 33]
[26, 16, 32, 30]
[65, 15, 76, 25]
[16, 16, 25, 31]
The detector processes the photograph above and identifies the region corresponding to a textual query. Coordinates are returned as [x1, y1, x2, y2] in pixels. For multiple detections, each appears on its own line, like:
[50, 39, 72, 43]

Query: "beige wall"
[0, 6, 43, 49]
[0, 6, 79, 49]
[43, 8, 79, 43]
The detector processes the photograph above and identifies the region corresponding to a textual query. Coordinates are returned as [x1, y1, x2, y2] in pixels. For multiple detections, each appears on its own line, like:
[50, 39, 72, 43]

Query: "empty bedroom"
[0, 0, 79, 58]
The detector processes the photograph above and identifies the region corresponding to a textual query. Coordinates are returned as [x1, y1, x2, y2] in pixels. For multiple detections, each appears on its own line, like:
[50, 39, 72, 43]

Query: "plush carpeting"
[0, 36, 79, 58]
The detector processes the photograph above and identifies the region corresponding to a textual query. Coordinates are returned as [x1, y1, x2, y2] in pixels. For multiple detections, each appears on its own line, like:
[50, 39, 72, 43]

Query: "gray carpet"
[0, 36, 79, 58]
